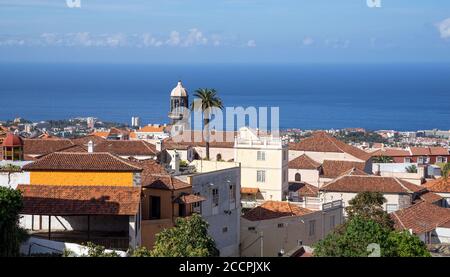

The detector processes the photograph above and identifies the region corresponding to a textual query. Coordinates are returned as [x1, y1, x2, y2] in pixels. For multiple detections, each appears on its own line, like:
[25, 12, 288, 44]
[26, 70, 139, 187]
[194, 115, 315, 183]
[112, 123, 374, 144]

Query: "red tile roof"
[410, 147, 449, 156]
[371, 148, 411, 157]
[71, 135, 106, 146]
[23, 139, 74, 155]
[320, 160, 366, 178]
[418, 191, 444, 204]
[94, 140, 158, 156]
[242, 201, 313, 221]
[17, 185, 141, 216]
[288, 132, 371, 161]
[137, 126, 165, 133]
[288, 154, 321, 170]
[391, 201, 450, 234]
[241, 187, 259, 194]
[2, 133, 23, 147]
[425, 178, 450, 193]
[173, 193, 206, 204]
[320, 175, 425, 194]
[289, 182, 319, 197]
[22, 152, 142, 172]
[142, 174, 191, 190]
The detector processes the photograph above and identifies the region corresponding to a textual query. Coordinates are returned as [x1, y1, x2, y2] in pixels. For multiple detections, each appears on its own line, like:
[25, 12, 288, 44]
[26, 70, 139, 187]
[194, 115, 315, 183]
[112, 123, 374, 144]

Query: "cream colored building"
[234, 127, 289, 201]
[240, 201, 343, 257]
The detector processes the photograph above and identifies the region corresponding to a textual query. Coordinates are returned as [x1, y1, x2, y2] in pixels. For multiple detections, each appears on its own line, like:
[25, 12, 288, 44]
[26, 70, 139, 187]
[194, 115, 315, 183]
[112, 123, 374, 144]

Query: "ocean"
[1, 63, 449, 131]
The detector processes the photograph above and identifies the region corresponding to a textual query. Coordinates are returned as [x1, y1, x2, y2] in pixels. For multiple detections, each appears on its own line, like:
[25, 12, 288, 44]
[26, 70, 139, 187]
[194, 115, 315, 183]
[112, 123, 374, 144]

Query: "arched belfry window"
[295, 173, 301, 182]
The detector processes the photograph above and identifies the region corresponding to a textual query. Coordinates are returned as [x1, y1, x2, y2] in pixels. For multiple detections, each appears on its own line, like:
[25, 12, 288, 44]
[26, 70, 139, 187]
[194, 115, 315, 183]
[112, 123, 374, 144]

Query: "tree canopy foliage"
[0, 187, 28, 257]
[314, 192, 430, 257]
[150, 213, 218, 257]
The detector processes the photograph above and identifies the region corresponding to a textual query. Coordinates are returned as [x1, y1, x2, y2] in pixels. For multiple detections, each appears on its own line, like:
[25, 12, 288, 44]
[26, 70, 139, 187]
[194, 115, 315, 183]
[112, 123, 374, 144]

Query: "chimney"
[170, 150, 180, 173]
[155, 139, 163, 152]
[88, 140, 94, 153]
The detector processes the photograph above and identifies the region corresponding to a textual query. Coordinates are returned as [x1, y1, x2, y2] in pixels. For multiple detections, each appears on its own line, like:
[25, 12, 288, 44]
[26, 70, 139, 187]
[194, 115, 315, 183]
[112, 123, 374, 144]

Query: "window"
[437, 156, 447, 163]
[222, 227, 228, 233]
[277, 223, 284, 228]
[257, 170, 266, 182]
[248, 227, 256, 231]
[212, 188, 219, 207]
[257, 151, 266, 161]
[330, 215, 335, 229]
[295, 173, 301, 182]
[404, 157, 412, 163]
[283, 150, 287, 161]
[386, 204, 398, 213]
[149, 196, 161, 220]
[418, 156, 428, 164]
[192, 192, 202, 214]
[229, 184, 236, 209]
[309, 220, 316, 236]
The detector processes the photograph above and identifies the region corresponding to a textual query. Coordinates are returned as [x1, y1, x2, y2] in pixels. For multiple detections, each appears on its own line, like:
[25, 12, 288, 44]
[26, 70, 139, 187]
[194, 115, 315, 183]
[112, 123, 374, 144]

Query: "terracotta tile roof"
[91, 131, 109, 138]
[163, 130, 236, 150]
[320, 160, 366, 178]
[137, 126, 165, 133]
[142, 174, 191, 190]
[288, 132, 371, 161]
[71, 135, 106, 146]
[241, 187, 259, 194]
[289, 182, 319, 197]
[391, 201, 450, 234]
[320, 175, 425, 194]
[410, 147, 449, 156]
[338, 167, 369, 177]
[371, 148, 411, 157]
[94, 140, 158, 156]
[23, 139, 75, 155]
[242, 201, 313, 221]
[129, 132, 137, 139]
[22, 152, 142, 172]
[173, 193, 206, 204]
[425, 178, 450, 193]
[17, 185, 140, 216]
[418, 191, 443, 204]
[288, 154, 321, 170]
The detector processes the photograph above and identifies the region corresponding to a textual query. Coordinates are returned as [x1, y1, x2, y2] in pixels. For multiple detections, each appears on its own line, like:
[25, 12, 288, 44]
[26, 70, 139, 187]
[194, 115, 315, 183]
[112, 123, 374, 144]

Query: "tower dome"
[170, 81, 188, 97]
[2, 132, 23, 147]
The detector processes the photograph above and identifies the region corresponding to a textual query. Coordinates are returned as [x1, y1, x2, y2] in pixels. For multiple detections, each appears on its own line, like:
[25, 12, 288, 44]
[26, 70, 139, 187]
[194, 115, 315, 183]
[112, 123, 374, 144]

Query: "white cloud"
[302, 37, 314, 46]
[0, 29, 250, 48]
[246, 39, 256, 48]
[437, 18, 450, 39]
[166, 31, 181, 46]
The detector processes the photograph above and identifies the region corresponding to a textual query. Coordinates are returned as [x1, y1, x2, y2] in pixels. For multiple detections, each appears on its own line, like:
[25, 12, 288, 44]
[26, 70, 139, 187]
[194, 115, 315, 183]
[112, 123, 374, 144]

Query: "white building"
[234, 127, 289, 201]
[240, 200, 343, 257]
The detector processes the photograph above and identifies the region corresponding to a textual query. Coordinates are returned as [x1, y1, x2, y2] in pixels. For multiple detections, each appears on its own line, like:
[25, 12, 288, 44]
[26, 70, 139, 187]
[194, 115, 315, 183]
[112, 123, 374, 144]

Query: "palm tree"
[191, 88, 223, 160]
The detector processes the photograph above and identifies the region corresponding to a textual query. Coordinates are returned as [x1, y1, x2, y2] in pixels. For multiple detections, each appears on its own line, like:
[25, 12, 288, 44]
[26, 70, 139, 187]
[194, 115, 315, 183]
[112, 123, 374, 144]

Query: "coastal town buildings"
[371, 146, 449, 165]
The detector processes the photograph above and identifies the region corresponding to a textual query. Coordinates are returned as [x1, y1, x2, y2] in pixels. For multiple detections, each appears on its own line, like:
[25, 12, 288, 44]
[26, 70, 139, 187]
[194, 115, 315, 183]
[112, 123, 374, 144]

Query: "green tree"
[345, 191, 394, 229]
[129, 246, 152, 257]
[385, 231, 431, 257]
[314, 217, 390, 257]
[0, 187, 28, 257]
[442, 162, 450, 180]
[405, 164, 418, 173]
[191, 88, 224, 160]
[81, 242, 120, 257]
[373, 155, 394, 163]
[150, 213, 218, 257]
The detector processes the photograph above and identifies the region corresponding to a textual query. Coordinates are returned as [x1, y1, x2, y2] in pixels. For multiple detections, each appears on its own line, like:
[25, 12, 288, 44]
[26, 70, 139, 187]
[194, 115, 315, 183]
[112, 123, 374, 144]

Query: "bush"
[0, 187, 28, 257]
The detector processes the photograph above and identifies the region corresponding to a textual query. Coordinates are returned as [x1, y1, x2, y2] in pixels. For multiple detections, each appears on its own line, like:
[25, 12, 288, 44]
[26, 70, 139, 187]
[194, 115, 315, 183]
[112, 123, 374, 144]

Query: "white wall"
[435, 227, 450, 244]
[0, 171, 30, 189]
[288, 169, 320, 187]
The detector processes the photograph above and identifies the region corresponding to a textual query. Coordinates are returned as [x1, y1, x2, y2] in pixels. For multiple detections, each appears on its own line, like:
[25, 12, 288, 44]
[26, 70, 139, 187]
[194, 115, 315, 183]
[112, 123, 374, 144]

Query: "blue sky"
[1, 0, 450, 63]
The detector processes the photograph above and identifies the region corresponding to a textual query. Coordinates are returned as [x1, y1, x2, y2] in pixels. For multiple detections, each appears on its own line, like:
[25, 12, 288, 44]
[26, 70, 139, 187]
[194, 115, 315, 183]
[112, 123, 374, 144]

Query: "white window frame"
[257, 151, 266, 161]
[257, 170, 266, 183]
[404, 157, 412, 163]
